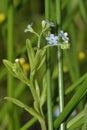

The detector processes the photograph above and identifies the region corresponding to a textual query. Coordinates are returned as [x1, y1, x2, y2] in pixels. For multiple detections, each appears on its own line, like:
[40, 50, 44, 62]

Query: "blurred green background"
[0, 0, 87, 130]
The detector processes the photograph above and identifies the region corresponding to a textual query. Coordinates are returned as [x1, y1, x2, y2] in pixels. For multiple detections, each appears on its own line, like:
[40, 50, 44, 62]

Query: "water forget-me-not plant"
[3, 20, 70, 130]
[1, 0, 87, 129]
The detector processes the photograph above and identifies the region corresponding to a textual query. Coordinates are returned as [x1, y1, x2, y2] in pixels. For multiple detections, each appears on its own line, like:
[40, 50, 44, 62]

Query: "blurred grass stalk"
[64, 19, 83, 110]
[7, 1, 19, 130]
[45, 0, 53, 130]
[56, 0, 65, 130]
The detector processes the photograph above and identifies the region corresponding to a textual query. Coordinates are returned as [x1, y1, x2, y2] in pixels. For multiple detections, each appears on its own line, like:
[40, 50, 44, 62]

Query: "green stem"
[40, 119, 47, 130]
[19, 117, 37, 130]
[45, 0, 53, 130]
[46, 53, 53, 130]
[57, 46, 65, 130]
[56, 0, 65, 130]
[37, 28, 48, 49]
[37, 30, 44, 49]
[56, 0, 61, 28]
[45, 0, 50, 18]
[7, 1, 14, 130]
[7, 0, 14, 97]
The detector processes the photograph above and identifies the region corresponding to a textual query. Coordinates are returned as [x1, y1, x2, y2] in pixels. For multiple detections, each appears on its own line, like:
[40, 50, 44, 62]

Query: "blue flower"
[46, 34, 58, 44]
[59, 30, 69, 42]
[42, 20, 55, 28]
[24, 23, 33, 33]
[53, 105, 60, 118]
[45, 20, 55, 27]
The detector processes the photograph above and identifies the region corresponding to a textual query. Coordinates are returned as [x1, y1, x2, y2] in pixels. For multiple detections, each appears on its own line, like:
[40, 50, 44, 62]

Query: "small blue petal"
[24, 23, 33, 33]
[45, 20, 55, 27]
[50, 34, 55, 37]
[27, 23, 33, 28]
[59, 30, 69, 42]
[45, 34, 58, 44]
[46, 37, 50, 41]
[55, 36, 58, 40]
[24, 29, 29, 33]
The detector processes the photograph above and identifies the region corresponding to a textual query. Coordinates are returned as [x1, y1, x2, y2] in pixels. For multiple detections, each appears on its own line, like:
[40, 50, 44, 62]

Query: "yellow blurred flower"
[19, 57, 30, 74]
[78, 51, 85, 61]
[0, 13, 5, 23]
[19, 57, 25, 64]
[23, 63, 30, 73]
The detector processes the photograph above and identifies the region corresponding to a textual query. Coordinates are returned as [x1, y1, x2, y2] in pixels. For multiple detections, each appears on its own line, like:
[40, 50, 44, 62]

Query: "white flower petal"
[64, 32, 68, 36]
[15, 58, 19, 62]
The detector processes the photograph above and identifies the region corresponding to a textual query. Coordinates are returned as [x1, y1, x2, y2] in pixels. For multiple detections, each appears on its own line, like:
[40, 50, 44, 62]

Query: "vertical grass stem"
[56, 0, 65, 129]
[45, 0, 53, 130]
[7, 1, 14, 130]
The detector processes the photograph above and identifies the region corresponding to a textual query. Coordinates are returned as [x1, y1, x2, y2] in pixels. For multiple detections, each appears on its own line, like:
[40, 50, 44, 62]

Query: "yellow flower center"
[50, 38, 54, 41]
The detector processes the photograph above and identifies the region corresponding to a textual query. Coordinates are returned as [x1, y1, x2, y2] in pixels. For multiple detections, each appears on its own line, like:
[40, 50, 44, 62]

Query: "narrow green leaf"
[4, 97, 26, 108]
[37, 55, 46, 71]
[3, 59, 31, 87]
[83, 104, 87, 130]
[3, 59, 17, 77]
[32, 49, 46, 72]
[67, 117, 84, 130]
[35, 56, 46, 83]
[26, 39, 35, 66]
[40, 74, 47, 107]
[67, 110, 85, 129]
[19, 117, 37, 130]
[35, 80, 40, 98]
[65, 73, 87, 95]
[4, 97, 41, 120]
[33, 80, 40, 112]
[54, 79, 87, 129]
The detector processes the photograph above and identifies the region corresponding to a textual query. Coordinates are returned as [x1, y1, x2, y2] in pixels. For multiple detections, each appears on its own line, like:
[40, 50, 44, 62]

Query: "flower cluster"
[45, 30, 70, 49]
[24, 20, 70, 49]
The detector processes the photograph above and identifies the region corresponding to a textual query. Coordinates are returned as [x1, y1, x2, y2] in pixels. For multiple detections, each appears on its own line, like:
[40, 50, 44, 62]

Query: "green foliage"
[0, 0, 8, 15]
[66, 104, 87, 130]
[4, 97, 42, 120]
[54, 76, 87, 129]
[3, 59, 30, 86]
[0, 0, 87, 130]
